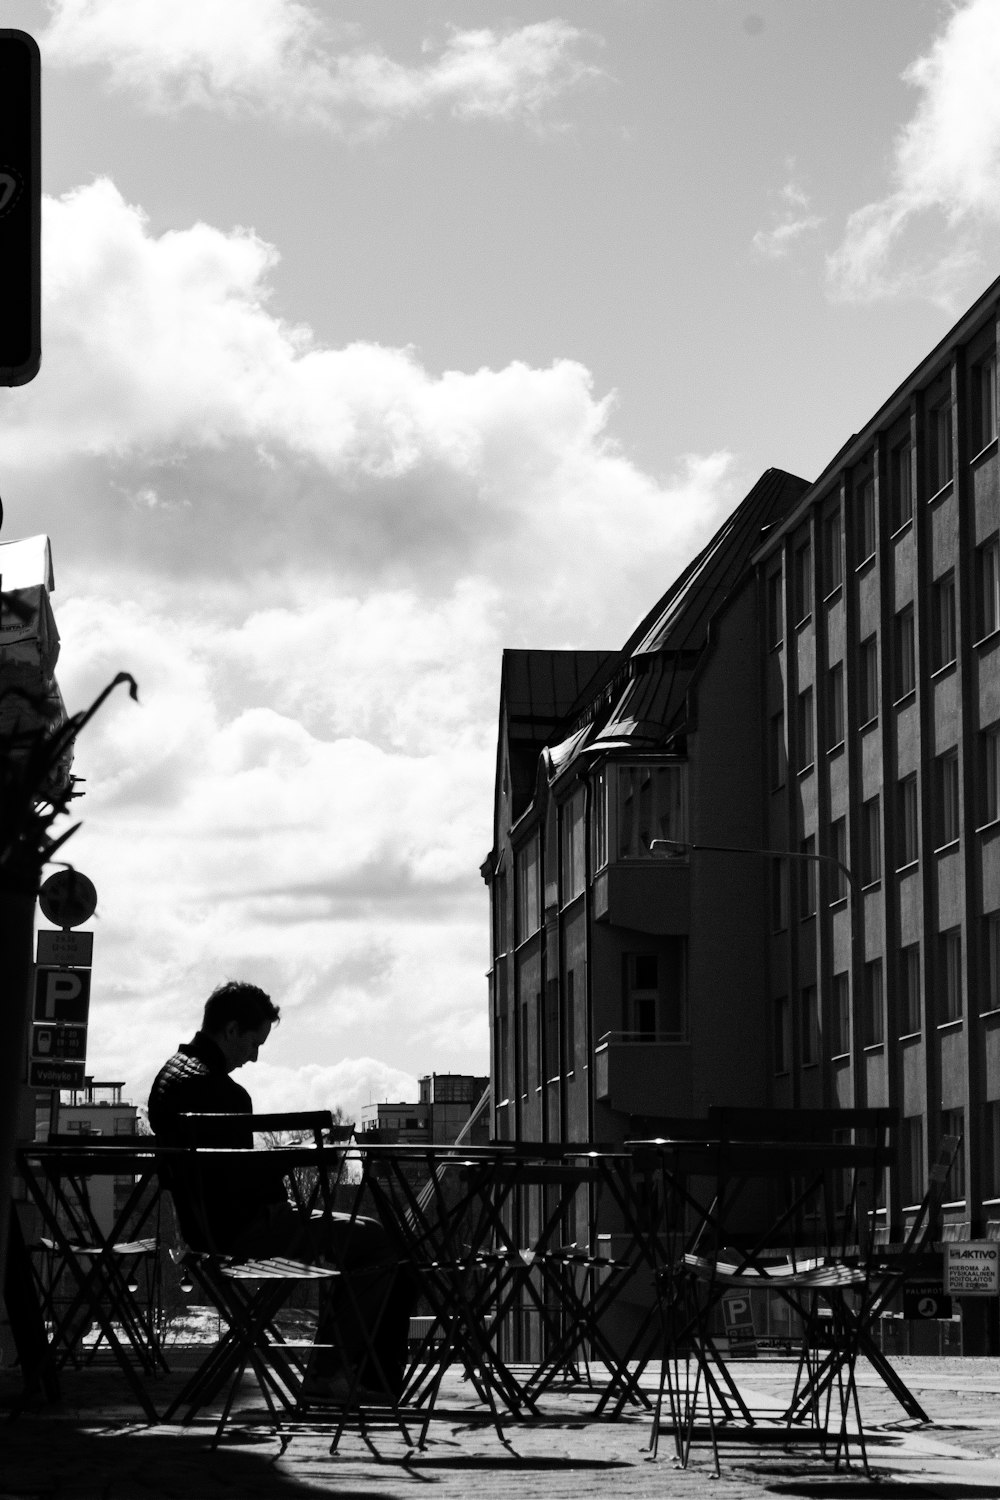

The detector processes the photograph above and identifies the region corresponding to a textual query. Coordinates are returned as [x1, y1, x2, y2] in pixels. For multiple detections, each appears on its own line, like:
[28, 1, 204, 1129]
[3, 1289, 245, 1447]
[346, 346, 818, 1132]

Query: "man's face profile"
[219, 1018, 272, 1072]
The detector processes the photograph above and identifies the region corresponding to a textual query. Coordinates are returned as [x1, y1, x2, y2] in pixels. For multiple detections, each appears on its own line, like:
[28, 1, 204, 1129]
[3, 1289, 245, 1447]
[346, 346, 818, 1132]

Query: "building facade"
[483, 274, 1000, 1350]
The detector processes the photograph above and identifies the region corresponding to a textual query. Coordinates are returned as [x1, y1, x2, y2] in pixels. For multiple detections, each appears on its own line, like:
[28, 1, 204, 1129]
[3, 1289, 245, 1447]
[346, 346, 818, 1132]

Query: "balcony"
[594, 1031, 692, 1115]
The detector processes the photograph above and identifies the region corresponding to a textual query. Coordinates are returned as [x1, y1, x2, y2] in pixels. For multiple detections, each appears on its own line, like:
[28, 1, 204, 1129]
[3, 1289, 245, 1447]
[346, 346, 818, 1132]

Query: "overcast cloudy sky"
[4, 0, 1000, 1121]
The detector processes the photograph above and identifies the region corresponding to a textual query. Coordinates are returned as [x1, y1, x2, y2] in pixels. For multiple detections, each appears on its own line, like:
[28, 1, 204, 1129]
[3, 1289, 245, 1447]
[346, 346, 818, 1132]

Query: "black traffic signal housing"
[0, 30, 40, 386]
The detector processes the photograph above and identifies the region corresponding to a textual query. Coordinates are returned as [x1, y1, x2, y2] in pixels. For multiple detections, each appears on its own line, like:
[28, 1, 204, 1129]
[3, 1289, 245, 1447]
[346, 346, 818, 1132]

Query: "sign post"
[0, 29, 40, 386]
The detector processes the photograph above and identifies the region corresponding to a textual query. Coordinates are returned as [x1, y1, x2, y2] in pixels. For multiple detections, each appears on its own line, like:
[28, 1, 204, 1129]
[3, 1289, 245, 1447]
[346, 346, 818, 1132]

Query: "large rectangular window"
[801, 985, 819, 1066]
[823, 508, 843, 594]
[898, 774, 919, 867]
[894, 605, 916, 700]
[515, 836, 541, 943]
[770, 710, 787, 788]
[903, 1116, 924, 1206]
[941, 928, 963, 1022]
[767, 569, 783, 648]
[985, 911, 1000, 1013]
[890, 438, 913, 530]
[863, 959, 884, 1045]
[773, 995, 790, 1074]
[616, 762, 687, 859]
[794, 541, 813, 622]
[859, 635, 879, 723]
[899, 943, 921, 1034]
[829, 817, 848, 903]
[978, 534, 1000, 639]
[936, 749, 960, 847]
[827, 662, 845, 748]
[941, 1109, 965, 1199]
[797, 686, 814, 772]
[856, 476, 876, 563]
[622, 943, 687, 1042]
[559, 789, 586, 904]
[986, 1101, 1000, 1199]
[933, 571, 957, 670]
[930, 398, 953, 491]
[981, 724, 1000, 826]
[832, 972, 850, 1055]
[974, 349, 997, 450]
[799, 835, 817, 917]
[591, 767, 608, 872]
[862, 796, 881, 885]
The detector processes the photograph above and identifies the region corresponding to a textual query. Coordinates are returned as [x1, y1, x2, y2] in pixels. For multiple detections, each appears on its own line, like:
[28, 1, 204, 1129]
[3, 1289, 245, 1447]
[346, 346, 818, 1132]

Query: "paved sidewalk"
[4, 1356, 1000, 1499]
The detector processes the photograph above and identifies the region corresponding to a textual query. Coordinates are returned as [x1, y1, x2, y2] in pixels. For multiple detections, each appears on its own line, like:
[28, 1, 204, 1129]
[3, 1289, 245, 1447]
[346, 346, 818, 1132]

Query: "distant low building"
[39, 1079, 139, 1238]
[358, 1072, 490, 1146]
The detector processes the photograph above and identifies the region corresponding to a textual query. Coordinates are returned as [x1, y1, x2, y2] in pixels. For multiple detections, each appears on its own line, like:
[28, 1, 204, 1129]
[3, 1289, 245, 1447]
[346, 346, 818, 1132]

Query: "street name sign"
[29, 1059, 85, 1089]
[944, 1243, 1000, 1297]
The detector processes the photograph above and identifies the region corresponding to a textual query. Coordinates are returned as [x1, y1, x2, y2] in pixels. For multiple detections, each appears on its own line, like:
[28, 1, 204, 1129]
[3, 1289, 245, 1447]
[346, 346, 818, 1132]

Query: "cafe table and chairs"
[15, 1135, 170, 1422]
[633, 1111, 897, 1477]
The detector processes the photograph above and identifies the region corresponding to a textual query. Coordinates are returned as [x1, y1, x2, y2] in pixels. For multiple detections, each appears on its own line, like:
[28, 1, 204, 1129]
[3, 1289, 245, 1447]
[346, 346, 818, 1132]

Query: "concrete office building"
[483, 273, 1000, 1351]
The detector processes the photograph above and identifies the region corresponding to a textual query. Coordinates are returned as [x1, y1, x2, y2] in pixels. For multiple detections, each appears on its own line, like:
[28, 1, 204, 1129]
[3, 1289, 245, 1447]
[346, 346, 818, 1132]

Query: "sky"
[3, 0, 1000, 1123]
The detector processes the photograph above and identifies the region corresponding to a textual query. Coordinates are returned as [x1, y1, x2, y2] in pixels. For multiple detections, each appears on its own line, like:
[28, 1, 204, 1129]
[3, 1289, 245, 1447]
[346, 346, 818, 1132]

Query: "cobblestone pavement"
[4, 1356, 1000, 1499]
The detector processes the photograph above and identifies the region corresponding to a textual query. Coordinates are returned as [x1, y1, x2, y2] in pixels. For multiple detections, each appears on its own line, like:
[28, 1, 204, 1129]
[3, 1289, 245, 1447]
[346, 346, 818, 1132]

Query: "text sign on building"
[902, 1281, 953, 1320]
[31, 1024, 87, 1061]
[944, 1243, 1000, 1297]
[33, 966, 91, 1024]
[36, 929, 93, 967]
[29, 1059, 85, 1089]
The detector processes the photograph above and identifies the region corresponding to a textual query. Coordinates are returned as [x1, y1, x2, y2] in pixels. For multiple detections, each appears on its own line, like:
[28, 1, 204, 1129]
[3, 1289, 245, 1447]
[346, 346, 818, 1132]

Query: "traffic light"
[0, 30, 40, 386]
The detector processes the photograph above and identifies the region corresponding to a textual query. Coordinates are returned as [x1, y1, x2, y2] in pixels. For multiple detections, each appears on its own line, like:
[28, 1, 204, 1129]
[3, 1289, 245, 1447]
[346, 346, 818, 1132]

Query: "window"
[863, 959, 884, 1045]
[890, 438, 913, 530]
[932, 571, 957, 670]
[827, 662, 845, 748]
[859, 635, 879, 723]
[591, 767, 608, 872]
[829, 817, 848, 902]
[767, 570, 783, 648]
[985, 912, 1000, 1013]
[799, 835, 817, 917]
[856, 476, 876, 562]
[823, 508, 843, 594]
[616, 763, 687, 859]
[497, 1013, 509, 1100]
[773, 995, 790, 1074]
[801, 985, 819, 1066]
[935, 749, 960, 847]
[978, 534, 1000, 639]
[797, 686, 814, 771]
[560, 790, 586, 904]
[832, 972, 850, 1055]
[941, 927, 963, 1022]
[930, 398, 953, 491]
[941, 1109, 965, 1199]
[771, 858, 789, 931]
[794, 542, 813, 622]
[894, 605, 916, 700]
[974, 350, 997, 451]
[770, 710, 787, 788]
[898, 774, 919, 867]
[862, 796, 881, 885]
[563, 968, 576, 1074]
[985, 1100, 1000, 1199]
[981, 724, 1000, 826]
[902, 1116, 924, 1206]
[515, 836, 541, 942]
[899, 943, 921, 1033]
[519, 999, 529, 1091]
[623, 945, 687, 1042]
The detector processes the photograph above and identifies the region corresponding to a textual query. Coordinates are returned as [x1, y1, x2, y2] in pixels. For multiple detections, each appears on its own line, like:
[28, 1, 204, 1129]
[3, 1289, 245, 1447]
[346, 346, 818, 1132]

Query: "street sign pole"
[0, 29, 40, 385]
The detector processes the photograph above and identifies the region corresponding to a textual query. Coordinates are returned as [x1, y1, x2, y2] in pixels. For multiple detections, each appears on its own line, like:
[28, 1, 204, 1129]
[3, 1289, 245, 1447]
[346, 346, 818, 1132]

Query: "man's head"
[201, 981, 280, 1073]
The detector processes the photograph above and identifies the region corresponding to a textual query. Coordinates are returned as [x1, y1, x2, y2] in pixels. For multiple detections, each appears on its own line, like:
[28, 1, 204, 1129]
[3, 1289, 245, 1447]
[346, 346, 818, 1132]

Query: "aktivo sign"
[944, 1243, 1000, 1297]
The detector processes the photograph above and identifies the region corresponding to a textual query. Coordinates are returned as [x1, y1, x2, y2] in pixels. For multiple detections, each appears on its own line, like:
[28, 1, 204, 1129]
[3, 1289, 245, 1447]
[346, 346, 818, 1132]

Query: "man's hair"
[202, 981, 280, 1035]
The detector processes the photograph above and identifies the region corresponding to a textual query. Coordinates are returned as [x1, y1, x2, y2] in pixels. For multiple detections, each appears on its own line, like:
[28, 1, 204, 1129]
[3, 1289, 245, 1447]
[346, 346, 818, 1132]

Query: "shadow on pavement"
[763, 1480, 1000, 1498]
[0, 1419, 396, 1500]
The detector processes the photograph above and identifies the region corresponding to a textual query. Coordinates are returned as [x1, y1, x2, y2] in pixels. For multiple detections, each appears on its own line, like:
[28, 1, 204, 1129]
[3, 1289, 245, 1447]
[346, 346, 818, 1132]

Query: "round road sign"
[38, 870, 98, 928]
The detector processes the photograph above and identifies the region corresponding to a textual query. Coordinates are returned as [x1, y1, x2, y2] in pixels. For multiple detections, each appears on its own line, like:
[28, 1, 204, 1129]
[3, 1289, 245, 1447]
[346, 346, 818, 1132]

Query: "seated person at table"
[148, 980, 412, 1401]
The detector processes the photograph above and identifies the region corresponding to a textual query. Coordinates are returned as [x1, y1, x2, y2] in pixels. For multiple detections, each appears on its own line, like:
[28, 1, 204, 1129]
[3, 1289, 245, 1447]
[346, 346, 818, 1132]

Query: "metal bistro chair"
[654, 1107, 896, 1477]
[160, 1110, 344, 1446]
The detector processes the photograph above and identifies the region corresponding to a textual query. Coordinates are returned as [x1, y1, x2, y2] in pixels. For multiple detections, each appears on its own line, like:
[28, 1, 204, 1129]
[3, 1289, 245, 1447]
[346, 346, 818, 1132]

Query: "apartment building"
[483, 273, 1000, 1353]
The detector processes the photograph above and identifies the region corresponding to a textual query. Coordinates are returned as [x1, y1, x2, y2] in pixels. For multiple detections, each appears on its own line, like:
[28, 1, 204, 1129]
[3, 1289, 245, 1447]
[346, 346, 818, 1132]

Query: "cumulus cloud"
[11, 176, 740, 1103]
[827, 0, 1000, 304]
[752, 172, 824, 260]
[42, 0, 602, 132]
